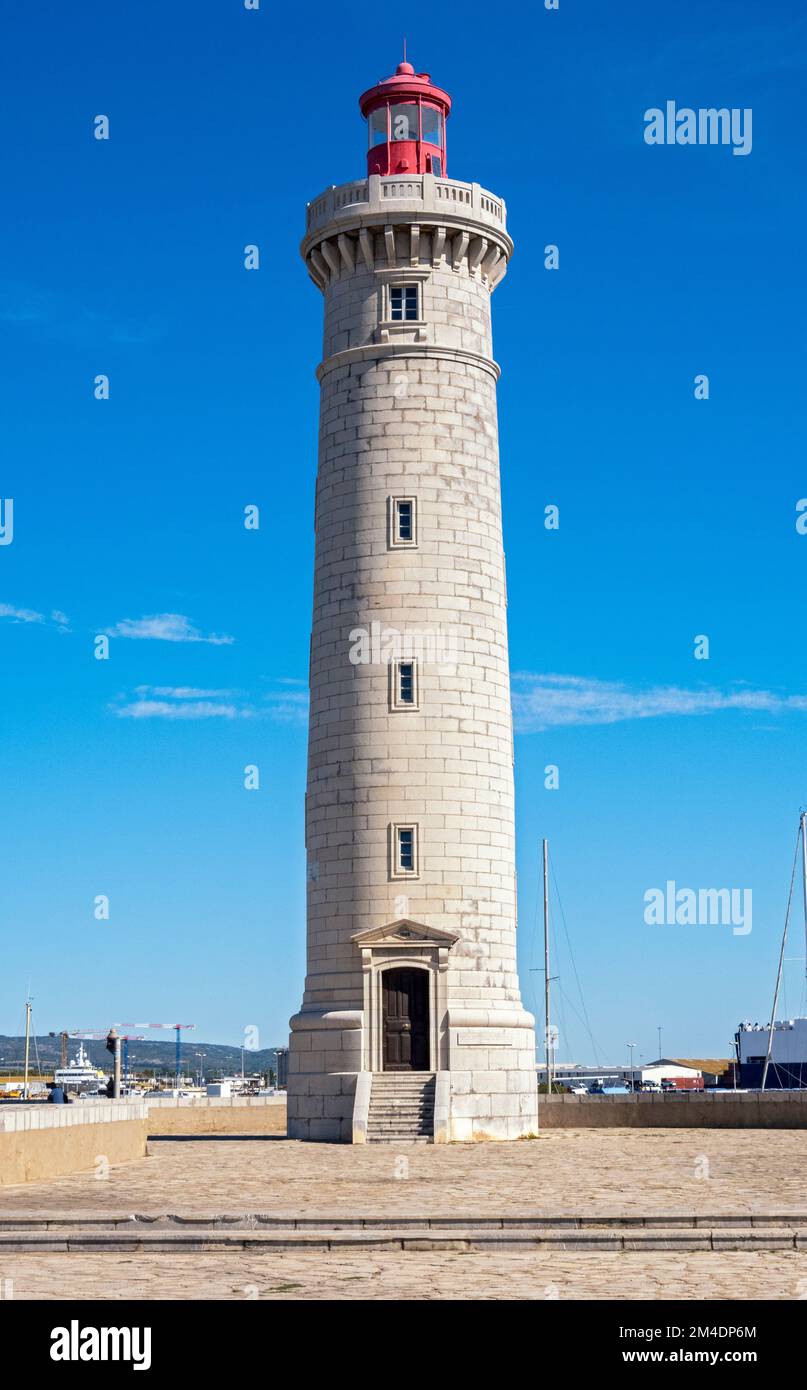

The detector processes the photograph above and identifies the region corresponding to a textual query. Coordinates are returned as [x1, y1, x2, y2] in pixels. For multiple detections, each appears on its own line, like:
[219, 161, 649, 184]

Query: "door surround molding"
[351, 919, 459, 1073]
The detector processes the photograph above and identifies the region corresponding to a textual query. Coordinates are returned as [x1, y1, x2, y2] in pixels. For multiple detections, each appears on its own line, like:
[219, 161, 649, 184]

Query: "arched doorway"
[382, 967, 430, 1071]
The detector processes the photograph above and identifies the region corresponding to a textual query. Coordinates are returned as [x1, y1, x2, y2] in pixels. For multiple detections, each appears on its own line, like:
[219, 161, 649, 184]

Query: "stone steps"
[366, 1073, 436, 1144]
[369, 1102, 435, 1111]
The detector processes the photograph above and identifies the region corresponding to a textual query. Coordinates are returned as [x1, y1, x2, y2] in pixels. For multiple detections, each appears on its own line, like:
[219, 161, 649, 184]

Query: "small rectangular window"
[398, 662, 414, 704]
[398, 828, 414, 871]
[391, 822, 419, 878]
[396, 500, 413, 541]
[390, 658, 419, 711]
[389, 496, 417, 548]
[390, 285, 419, 321]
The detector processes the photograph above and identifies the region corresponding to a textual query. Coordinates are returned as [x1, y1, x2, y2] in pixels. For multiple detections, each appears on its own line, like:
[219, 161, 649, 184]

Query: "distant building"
[673, 1057, 731, 1088]
[541, 1060, 706, 1091]
[206, 1081, 232, 1098]
[638, 1059, 703, 1090]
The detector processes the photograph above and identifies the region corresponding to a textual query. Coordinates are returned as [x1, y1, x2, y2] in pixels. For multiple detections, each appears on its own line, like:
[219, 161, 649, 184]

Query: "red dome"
[359, 65, 452, 120]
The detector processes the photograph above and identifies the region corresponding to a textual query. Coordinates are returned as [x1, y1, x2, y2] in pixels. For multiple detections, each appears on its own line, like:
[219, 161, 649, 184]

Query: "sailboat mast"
[762, 818, 802, 1091]
[801, 811, 807, 999]
[543, 839, 552, 1094]
[23, 998, 32, 1101]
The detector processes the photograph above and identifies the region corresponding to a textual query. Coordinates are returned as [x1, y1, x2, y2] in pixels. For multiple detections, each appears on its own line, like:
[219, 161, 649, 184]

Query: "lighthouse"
[287, 57, 539, 1143]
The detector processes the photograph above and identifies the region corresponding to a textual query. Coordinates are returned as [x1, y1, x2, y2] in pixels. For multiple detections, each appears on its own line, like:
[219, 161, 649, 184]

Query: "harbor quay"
[3, 1127, 807, 1220]
[2, 1127, 807, 1300]
[5, 1249, 807, 1303]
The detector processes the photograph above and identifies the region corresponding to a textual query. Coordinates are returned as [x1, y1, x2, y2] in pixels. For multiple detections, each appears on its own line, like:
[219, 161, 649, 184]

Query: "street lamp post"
[627, 1042, 637, 1091]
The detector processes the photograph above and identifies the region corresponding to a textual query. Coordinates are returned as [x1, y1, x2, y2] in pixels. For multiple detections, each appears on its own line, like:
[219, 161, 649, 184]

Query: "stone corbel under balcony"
[319, 241, 340, 278]
[451, 230, 470, 270]
[467, 236, 488, 277]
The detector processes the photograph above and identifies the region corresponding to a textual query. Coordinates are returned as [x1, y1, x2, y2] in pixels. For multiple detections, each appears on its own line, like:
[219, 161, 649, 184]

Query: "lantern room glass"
[365, 99, 447, 171]
[421, 107, 443, 145]
[390, 104, 417, 141]
[369, 108, 387, 146]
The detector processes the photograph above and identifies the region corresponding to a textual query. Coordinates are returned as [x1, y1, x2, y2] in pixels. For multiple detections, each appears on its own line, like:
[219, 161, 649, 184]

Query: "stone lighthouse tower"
[287, 57, 539, 1143]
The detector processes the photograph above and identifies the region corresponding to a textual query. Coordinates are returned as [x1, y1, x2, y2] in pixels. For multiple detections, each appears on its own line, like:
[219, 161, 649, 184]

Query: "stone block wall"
[0, 1102, 147, 1185]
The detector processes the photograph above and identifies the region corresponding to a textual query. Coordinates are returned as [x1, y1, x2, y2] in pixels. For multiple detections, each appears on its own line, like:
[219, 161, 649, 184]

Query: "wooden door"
[382, 968, 429, 1071]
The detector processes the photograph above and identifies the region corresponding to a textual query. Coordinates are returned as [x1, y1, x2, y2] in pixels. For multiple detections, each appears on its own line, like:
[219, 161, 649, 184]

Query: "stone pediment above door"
[351, 918, 460, 949]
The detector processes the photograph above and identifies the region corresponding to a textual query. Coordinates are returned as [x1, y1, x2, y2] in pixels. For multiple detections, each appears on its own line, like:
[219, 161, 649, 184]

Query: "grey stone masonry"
[288, 173, 538, 1142]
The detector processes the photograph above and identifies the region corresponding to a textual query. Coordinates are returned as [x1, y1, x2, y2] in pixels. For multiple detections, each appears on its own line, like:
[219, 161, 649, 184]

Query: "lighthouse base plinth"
[286, 1006, 539, 1143]
[286, 1009, 362, 1143]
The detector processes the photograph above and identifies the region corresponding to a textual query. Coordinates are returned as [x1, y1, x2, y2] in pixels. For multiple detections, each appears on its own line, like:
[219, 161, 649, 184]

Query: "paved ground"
[4, 1131, 806, 1299]
[3, 1249, 807, 1300]
[2, 1130, 806, 1219]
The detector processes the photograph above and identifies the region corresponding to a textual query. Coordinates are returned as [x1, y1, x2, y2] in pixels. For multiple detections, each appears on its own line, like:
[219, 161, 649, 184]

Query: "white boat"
[54, 1043, 106, 1094]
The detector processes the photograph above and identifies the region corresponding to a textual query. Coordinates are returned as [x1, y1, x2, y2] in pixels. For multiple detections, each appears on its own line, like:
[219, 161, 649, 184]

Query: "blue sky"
[1, 0, 805, 1065]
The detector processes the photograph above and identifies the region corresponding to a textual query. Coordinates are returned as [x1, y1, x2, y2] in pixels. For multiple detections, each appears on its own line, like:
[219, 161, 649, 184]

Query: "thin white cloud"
[264, 690, 309, 724]
[106, 614, 234, 646]
[0, 603, 45, 625]
[115, 699, 246, 720]
[512, 674, 807, 733]
[134, 685, 234, 699]
[0, 603, 70, 631]
[111, 682, 309, 723]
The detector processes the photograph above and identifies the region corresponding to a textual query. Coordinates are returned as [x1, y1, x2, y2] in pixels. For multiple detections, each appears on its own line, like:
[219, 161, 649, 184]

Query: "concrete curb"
[0, 1227, 804, 1253]
[2, 1212, 806, 1231]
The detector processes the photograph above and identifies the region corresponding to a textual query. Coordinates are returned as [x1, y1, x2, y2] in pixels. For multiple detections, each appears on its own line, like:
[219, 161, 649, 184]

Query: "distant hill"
[0, 1035, 282, 1079]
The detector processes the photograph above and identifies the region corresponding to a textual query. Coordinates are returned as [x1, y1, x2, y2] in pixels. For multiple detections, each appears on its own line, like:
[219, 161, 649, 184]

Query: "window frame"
[384, 280, 422, 325]
[389, 657, 419, 712]
[380, 279, 425, 328]
[376, 268, 430, 344]
[390, 822, 420, 879]
[389, 284, 420, 322]
[388, 495, 418, 549]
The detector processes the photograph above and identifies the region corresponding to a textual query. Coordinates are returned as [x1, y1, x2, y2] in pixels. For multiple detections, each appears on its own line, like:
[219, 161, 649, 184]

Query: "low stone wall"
[0, 1102, 147, 1185]
[145, 1092, 807, 1138]
[146, 1095, 287, 1136]
[541, 1093, 807, 1128]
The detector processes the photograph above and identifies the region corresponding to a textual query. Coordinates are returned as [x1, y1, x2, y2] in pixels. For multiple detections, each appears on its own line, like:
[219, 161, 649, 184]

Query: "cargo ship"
[737, 811, 807, 1089]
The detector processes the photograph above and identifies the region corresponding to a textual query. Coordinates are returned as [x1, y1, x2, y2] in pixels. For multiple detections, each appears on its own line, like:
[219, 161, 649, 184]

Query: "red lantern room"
[359, 59, 451, 179]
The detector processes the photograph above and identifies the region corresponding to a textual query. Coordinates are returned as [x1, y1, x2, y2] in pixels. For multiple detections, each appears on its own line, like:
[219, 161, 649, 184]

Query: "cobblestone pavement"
[3, 1250, 806, 1300]
[2, 1130, 807, 1219]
